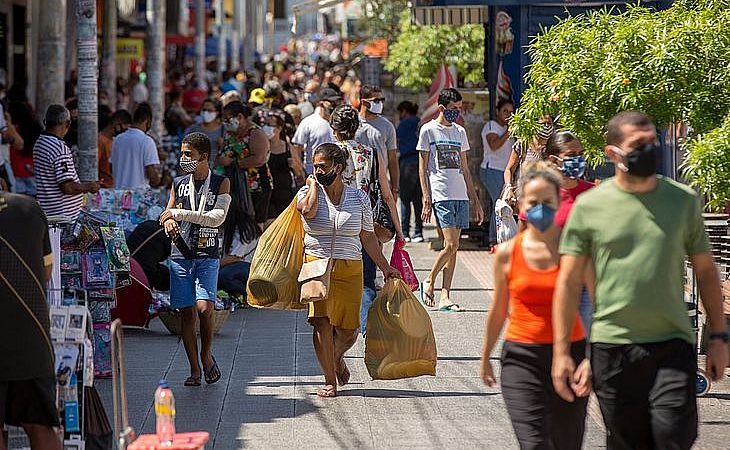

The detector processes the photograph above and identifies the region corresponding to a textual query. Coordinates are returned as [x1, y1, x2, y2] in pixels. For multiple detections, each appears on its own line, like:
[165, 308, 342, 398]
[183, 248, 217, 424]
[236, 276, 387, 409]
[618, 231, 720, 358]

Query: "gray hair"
[44, 104, 71, 128]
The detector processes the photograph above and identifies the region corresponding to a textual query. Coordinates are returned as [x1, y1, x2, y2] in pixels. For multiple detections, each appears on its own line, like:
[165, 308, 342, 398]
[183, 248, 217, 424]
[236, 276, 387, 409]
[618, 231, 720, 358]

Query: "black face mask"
[315, 168, 338, 187]
[621, 143, 660, 177]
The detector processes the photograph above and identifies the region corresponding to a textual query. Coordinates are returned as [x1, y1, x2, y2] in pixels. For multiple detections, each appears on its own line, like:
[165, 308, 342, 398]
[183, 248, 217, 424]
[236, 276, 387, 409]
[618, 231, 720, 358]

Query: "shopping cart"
[110, 319, 210, 449]
[685, 263, 712, 396]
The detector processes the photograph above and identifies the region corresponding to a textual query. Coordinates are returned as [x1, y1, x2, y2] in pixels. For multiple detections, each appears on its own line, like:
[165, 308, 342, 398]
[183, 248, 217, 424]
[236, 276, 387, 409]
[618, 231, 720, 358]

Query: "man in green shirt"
[552, 111, 728, 450]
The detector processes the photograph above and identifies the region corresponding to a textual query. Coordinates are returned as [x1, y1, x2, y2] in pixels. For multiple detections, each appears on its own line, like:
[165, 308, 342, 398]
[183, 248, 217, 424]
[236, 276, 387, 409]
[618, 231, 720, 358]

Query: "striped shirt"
[298, 184, 374, 260]
[33, 132, 82, 219]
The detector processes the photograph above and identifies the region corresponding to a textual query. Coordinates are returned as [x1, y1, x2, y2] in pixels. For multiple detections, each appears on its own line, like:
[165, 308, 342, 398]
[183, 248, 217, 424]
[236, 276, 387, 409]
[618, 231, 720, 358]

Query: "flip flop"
[419, 281, 435, 307]
[204, 355, 221, 385]
[438, 303, 462, 312]
[317, 385, 337, 398]
[184, 376, 202, 387]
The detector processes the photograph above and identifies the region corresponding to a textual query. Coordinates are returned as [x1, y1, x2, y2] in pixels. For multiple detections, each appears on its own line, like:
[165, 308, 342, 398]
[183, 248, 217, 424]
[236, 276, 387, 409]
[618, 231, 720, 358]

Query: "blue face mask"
[526, 203, 556, 233]
[443, 108, 461, 123]
[561, 155, 587, 179]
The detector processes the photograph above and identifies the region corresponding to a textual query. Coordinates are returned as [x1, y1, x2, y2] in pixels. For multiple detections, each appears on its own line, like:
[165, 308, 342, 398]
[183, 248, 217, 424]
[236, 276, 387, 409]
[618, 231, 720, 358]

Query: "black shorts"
[1, 376, 60, 427]
[251, 191, 272, 224]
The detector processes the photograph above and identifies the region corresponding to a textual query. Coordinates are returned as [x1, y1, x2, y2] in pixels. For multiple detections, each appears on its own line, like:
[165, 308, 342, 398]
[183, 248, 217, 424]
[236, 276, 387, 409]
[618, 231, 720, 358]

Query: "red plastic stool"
[127, 432, 210, 450]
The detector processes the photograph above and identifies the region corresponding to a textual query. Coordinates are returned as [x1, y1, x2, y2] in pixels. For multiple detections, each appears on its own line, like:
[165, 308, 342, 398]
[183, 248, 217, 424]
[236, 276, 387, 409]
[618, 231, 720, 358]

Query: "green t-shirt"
[560, 176, 710, 345]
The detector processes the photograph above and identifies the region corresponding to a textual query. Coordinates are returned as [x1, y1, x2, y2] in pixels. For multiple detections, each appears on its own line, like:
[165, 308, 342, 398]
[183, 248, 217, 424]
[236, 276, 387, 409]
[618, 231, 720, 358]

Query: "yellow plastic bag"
[365, 279, 437, 380]
[246, 199, 306, 310]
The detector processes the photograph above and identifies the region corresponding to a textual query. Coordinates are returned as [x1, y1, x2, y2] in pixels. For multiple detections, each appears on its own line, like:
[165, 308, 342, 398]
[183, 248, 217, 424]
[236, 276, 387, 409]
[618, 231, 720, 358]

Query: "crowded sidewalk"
[75, 226, 720, 450]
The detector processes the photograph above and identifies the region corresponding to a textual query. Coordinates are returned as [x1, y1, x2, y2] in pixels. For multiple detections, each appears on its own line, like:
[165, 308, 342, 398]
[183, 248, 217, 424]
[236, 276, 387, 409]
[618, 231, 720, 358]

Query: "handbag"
[369, 152, 396, 243]
[298, 209, 337, 303]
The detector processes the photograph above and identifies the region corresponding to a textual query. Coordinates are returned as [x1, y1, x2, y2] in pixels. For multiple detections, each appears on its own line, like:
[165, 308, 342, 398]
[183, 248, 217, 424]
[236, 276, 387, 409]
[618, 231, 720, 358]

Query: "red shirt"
[555, 179, 594, 228]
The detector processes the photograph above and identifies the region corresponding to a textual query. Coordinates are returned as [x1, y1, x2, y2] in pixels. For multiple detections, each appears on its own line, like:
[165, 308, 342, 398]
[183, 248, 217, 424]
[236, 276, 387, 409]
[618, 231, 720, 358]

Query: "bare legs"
[311, 318, 358, 397]
[424, 227, 462, 307]
[181, 300, 215, 381]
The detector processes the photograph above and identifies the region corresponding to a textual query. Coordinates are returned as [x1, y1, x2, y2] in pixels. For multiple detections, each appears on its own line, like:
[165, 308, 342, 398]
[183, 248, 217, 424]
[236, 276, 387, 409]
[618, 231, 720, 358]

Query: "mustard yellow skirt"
[305, 255, 363, 330]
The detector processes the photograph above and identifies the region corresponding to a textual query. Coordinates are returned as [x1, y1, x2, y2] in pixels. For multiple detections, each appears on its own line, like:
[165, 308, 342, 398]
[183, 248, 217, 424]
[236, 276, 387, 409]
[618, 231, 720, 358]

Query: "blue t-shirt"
[397, 116, 420, 164]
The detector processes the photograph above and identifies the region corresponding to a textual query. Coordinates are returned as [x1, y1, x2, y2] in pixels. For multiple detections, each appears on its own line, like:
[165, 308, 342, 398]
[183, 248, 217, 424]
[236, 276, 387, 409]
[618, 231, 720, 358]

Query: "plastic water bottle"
[154, 379, 176, 446]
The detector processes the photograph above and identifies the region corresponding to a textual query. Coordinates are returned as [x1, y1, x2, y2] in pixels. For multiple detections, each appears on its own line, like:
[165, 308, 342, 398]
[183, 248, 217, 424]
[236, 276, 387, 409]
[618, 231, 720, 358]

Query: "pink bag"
[390, 238, 419, 291]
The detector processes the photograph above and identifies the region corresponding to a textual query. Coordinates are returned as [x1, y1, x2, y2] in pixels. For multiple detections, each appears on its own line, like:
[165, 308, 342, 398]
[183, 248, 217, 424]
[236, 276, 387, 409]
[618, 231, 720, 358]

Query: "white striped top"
[33, 133, 82, 219]
[298, 184, 374, 260]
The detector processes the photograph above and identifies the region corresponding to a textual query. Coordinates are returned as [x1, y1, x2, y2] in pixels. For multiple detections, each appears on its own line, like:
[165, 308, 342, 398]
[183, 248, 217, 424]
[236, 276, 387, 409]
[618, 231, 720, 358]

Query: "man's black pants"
[592, 338, 698, 450]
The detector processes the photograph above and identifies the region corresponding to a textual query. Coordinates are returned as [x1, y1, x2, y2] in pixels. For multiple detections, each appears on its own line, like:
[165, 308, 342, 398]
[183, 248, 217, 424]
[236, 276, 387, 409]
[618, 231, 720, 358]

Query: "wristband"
[709, 331, 729, 343]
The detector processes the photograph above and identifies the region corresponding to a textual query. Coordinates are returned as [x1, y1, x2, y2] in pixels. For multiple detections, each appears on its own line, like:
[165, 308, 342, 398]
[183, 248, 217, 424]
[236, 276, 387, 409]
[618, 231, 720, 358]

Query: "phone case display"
[92, 324, 112, 378]
[83, 188, 167, 233]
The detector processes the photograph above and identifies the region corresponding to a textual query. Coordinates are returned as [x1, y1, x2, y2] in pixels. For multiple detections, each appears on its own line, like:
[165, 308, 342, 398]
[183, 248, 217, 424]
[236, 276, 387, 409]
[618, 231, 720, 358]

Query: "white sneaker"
[412, 236, 424, 243]
[404, 236, 412, 242]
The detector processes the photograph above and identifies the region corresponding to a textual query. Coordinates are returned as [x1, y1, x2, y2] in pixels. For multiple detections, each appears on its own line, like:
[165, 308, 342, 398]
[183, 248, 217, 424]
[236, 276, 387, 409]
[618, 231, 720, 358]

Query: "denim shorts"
[433, 200, 469, 229]
[168, 258, 220, 309]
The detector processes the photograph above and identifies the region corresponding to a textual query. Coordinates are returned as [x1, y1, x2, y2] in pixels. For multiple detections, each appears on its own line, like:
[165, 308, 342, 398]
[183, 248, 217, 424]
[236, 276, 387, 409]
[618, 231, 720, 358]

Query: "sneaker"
[404, 236, 412, 243]
[412, 235, 424, 243]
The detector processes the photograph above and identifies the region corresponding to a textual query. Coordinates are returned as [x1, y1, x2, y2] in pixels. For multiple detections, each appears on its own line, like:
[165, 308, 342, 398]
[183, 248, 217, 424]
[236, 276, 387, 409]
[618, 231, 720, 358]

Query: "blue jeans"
[218, 261, 251, 298]
[479, 167, 505, 244]
[168, 258, 220, 309]
[360, 286, 377, 337]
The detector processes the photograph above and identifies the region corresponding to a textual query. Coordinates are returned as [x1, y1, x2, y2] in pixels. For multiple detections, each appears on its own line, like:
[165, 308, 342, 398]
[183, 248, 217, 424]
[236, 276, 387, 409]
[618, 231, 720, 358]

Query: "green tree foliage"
[384, 10, 484, 90]
[357, 0, 409, 45]
[510, 1, 730, 208]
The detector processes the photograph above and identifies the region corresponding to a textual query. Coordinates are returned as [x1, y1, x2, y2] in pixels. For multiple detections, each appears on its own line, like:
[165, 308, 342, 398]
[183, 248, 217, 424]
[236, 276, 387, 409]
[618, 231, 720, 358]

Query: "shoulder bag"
[369, 151, 396, 243]
[298, 206, 337, 303]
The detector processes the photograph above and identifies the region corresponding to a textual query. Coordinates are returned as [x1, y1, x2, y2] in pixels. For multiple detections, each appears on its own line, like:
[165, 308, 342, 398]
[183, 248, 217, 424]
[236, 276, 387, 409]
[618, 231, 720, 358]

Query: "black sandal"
[204, 355, 221, 385]
[184, 376, 202, 387]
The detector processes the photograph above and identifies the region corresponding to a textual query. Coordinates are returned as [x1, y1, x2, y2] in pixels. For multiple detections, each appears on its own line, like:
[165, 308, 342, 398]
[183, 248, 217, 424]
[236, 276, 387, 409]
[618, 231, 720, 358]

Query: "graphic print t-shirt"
[416, 120, 469, 202]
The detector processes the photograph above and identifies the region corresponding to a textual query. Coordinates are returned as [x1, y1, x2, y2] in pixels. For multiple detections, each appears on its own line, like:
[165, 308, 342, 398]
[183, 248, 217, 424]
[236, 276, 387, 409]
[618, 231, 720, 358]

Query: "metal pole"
[36, 0, 66, 121]
[486, 6, 498, 120]
[231, 0, 241, 71]
[101, 0, 117, 109]
[76, 0, 98, 182]
[267, 0, 274, 57]
[66, 0, 78, 83]
[147, 0, 166, 141]
[216, 0, 226, 76]
[195, 0, 206, 86]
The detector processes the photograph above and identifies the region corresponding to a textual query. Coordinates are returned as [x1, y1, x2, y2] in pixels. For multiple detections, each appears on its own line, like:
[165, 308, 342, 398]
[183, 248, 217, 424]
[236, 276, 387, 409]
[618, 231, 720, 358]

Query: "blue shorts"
[433, 200, 469, 229]
[168, 258, 220, 309]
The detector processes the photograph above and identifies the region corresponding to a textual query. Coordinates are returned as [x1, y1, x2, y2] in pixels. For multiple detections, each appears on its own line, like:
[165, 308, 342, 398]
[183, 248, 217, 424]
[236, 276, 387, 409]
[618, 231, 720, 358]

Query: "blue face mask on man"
[526, 203, 556, 233]
[561, 155, 587, 179]
[443, 108, 461, 123]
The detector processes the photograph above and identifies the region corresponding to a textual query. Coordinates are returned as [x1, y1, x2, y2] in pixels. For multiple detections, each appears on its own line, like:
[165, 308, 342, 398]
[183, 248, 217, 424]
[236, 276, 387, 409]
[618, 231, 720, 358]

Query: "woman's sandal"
[438, 303, 462, 313]
[419, 281, 436, 307]
[204, 355, 222, 385]
[336, 361, 351, 386]
[184, 376, 202, 387]
[317, 385, 337, 398]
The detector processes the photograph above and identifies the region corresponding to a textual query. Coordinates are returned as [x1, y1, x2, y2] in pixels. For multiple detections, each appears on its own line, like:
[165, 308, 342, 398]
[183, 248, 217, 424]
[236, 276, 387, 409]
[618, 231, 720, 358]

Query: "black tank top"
[171, 172, 225, 259]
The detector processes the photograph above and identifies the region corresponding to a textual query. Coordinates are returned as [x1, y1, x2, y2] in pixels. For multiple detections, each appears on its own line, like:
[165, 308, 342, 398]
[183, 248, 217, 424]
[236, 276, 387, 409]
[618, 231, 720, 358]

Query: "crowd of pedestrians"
[0, 40, 728, 450]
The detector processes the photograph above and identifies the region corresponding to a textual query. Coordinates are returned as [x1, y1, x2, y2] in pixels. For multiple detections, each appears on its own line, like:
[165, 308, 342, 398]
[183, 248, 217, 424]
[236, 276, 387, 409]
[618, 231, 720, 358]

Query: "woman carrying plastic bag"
[246, 199, 306, 310]
[365, 279, 437, 380]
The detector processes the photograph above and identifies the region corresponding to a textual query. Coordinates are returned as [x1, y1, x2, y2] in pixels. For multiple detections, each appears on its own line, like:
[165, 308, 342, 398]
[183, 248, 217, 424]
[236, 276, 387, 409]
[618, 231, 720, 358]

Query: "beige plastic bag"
[246, 199, 306, 310]
[365, 279, 437, 380]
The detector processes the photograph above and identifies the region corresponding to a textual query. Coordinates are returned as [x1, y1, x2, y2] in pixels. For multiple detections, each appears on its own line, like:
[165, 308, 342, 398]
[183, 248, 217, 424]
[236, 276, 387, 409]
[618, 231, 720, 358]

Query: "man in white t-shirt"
[418, 88, 484, 312]
[111, 102, 161, 189]
[291, 87, 341, 174]
[480, 99, 515, 247]
[358, 85, 399, 195]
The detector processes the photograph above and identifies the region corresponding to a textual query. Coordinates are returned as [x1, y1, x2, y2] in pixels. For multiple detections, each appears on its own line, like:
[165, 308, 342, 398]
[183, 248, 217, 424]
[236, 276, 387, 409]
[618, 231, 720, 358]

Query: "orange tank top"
[505, 233, 584, 344]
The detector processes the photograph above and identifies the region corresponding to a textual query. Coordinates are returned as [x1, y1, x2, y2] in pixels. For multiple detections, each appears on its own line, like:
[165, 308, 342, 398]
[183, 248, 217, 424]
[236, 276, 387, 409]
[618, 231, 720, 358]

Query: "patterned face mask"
[561, 155, 587, 179]
[443, 108, 461, 123]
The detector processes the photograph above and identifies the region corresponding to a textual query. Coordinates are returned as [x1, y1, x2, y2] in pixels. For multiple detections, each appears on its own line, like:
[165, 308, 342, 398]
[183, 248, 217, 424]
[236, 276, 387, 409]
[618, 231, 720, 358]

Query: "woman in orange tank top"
[480, 161, 590, 450]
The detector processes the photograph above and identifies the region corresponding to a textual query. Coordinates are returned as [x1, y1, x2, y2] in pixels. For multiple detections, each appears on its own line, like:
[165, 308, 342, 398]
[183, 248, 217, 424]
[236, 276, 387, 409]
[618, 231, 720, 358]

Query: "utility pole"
[195, 0, 206, 86]
[76, 0, 99, 182]
[36, 0, 67, 121]
[267, 0, 274, 57]
[101, 0, 117, 109]
[231, 0, 241, 72]
[147, 0, 166, 141]
[216, 0, 226, 77]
